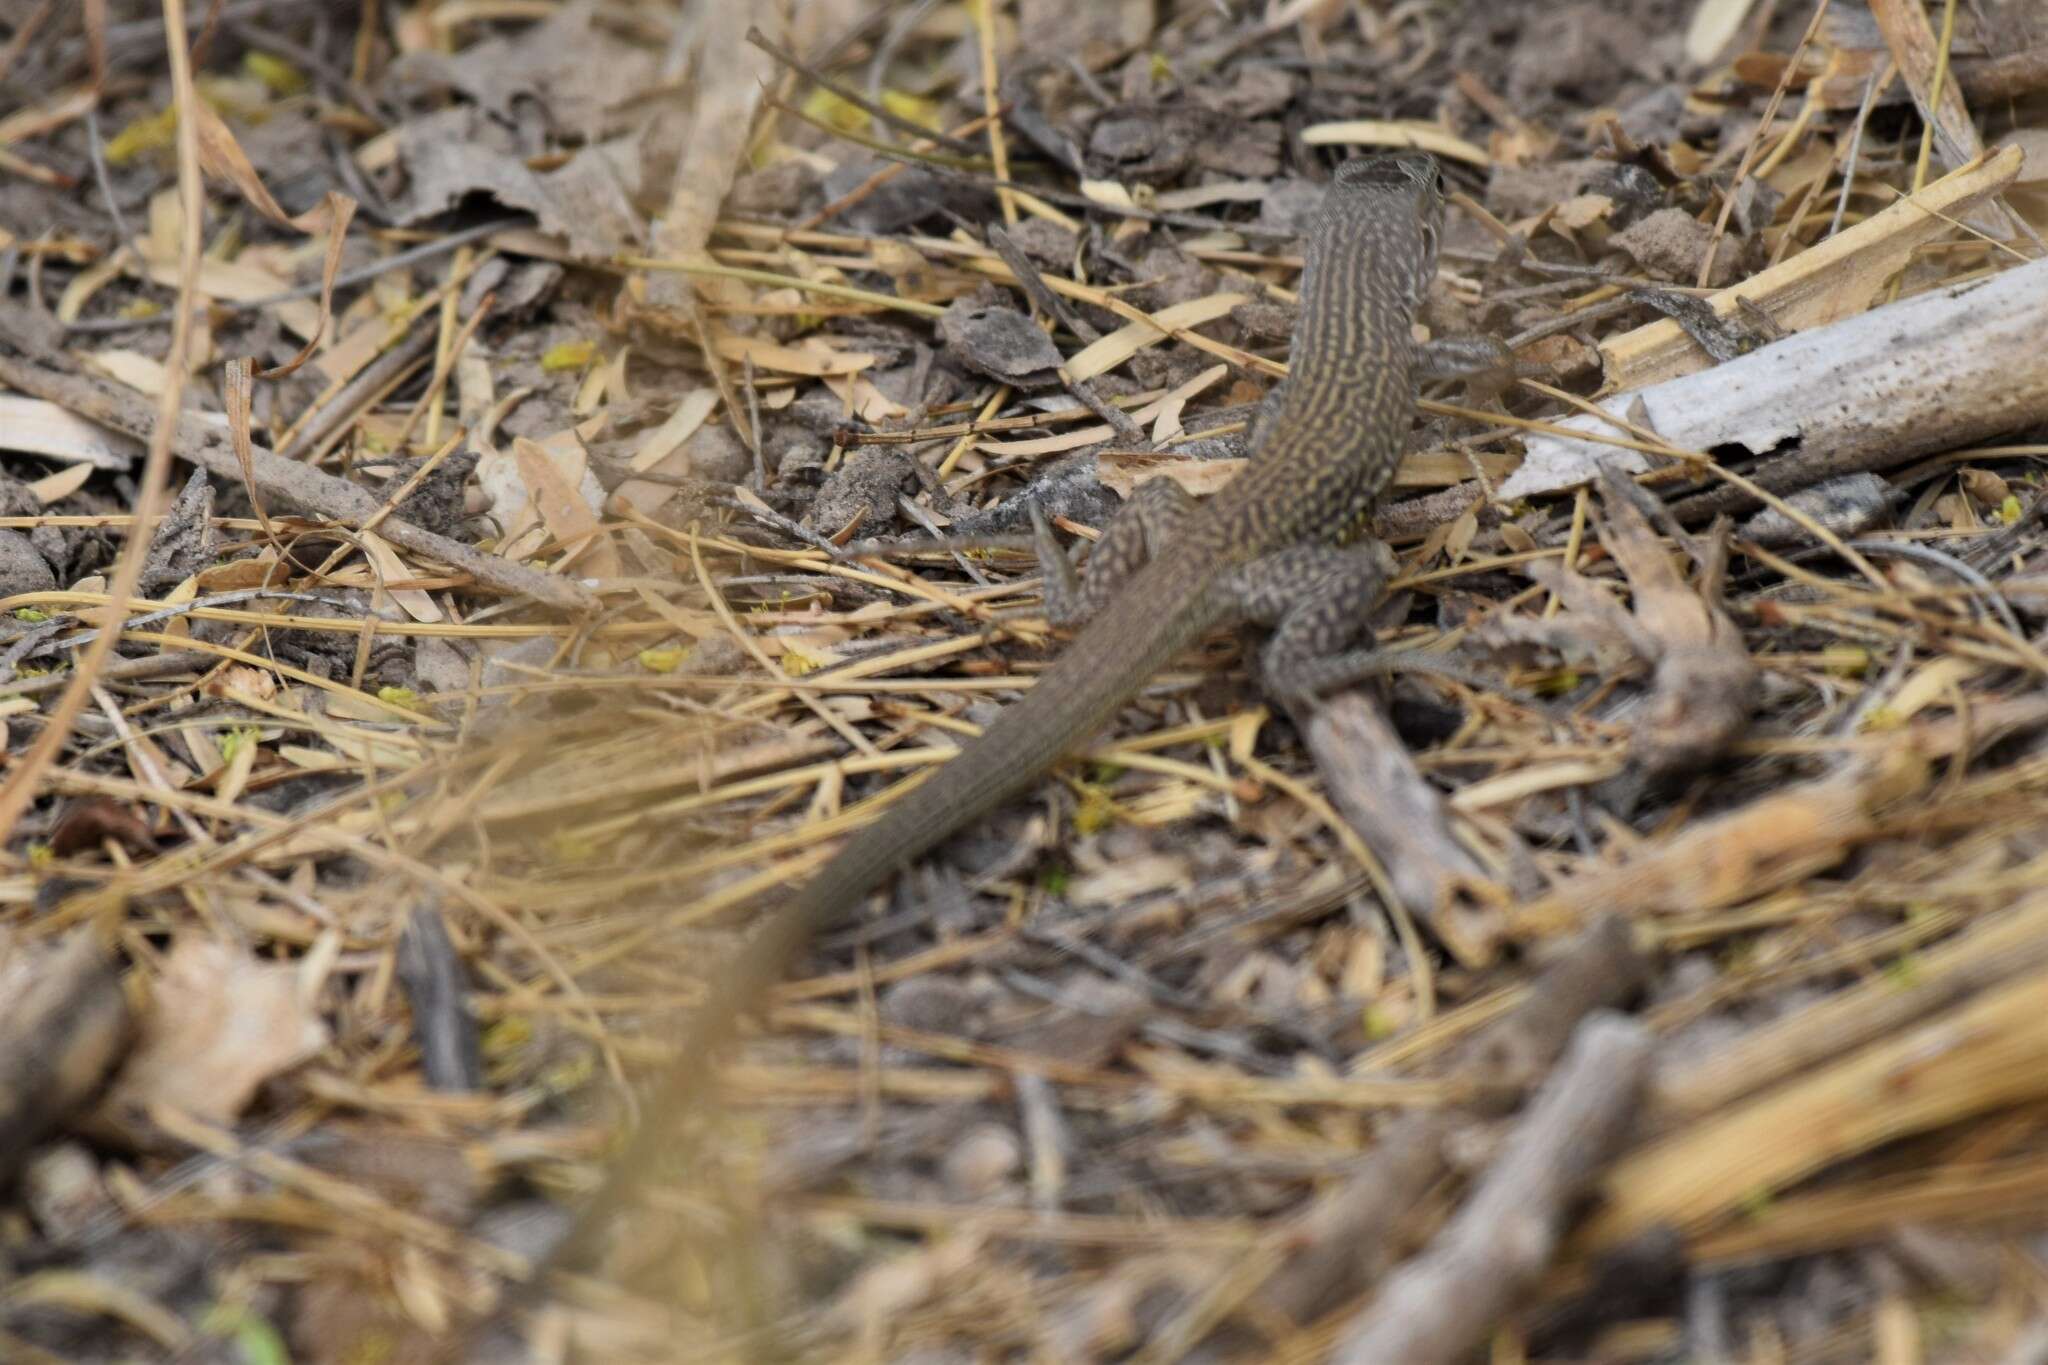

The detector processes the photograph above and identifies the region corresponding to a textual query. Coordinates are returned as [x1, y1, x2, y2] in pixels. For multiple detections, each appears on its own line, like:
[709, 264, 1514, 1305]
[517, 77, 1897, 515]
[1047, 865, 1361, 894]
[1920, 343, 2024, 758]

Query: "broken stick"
[0, 311, 596, 613]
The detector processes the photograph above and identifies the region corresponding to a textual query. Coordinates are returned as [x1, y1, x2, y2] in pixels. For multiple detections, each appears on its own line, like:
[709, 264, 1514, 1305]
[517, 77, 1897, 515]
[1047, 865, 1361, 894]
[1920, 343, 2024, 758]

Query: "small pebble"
[941, 1123, 1023, 1199]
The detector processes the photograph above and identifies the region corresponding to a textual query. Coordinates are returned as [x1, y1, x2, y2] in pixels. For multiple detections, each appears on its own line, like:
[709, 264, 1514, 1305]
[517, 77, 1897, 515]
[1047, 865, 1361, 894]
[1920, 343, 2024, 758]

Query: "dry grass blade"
[1581, 966, 2048, 1250]
[0, 0, 202, 843]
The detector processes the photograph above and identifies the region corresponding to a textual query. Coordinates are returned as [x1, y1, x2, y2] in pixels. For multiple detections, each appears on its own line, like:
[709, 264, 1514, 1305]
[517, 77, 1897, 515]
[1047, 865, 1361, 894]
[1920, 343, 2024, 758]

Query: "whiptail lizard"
[522, 151, 1469, 1313]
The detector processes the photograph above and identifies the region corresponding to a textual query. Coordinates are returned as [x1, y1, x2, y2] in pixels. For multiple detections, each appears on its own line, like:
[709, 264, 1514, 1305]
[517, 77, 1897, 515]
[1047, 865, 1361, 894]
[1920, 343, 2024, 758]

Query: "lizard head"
[1327, 153, 1445, 313]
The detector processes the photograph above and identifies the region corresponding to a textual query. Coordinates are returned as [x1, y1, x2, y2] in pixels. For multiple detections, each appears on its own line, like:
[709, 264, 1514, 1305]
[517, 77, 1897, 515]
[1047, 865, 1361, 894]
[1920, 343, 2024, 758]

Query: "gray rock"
[0, 529, 56, 596]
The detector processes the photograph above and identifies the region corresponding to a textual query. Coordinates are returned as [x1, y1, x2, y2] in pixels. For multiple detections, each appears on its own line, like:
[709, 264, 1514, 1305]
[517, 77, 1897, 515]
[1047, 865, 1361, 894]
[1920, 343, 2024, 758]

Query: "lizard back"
[1212, 152, 1445, 555]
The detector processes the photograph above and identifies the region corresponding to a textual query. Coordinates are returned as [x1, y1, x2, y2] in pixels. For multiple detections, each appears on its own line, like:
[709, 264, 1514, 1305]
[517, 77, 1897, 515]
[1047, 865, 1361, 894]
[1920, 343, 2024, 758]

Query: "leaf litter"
[0, 0, 2046, 1361]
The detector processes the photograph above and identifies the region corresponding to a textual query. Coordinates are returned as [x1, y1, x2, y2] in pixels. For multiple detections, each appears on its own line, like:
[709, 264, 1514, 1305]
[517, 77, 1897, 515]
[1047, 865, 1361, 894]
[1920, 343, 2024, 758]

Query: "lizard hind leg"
[1217, 540, 1399, 703]
[1031, 478, 1197, 628]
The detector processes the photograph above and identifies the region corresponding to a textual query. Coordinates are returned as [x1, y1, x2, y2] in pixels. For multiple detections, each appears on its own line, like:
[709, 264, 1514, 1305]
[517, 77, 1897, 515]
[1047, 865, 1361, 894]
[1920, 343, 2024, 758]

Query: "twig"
[81, 104, 131, 246]
[0, 327, 596, 612]
[1649, 889, 2048, 1132]
[744, 24, 983, 155]
[1846, 537, 2024, 639]
[1303, 692, 1504, 961]
[713, 494, 849, 559]
[1253, 919, 1646, 1332]
[1331, 1013, 1652, 1365]
[277, 323, 437, 460]
[973, 0, 1015, 226]
[62, 219, 522, 333]
[797, 111, 1000, 231]
[984, 223, 1098, 341]
[1829, 65, 1891, 240]
[0, 649, 218, 698]
[17, 589, 369, 659]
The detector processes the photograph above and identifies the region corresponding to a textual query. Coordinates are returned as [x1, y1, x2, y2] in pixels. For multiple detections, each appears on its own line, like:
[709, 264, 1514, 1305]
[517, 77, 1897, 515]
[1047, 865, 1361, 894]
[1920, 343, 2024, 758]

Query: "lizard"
[518, 150, 1489, 1314]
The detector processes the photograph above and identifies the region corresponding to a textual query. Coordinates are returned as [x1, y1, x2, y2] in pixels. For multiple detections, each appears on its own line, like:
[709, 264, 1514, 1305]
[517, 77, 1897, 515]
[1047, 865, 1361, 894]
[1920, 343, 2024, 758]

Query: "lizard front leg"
[1031, 477, 1197, 627]
[1216, 540, 1400, 703]
[1417, 334, 1519, 404]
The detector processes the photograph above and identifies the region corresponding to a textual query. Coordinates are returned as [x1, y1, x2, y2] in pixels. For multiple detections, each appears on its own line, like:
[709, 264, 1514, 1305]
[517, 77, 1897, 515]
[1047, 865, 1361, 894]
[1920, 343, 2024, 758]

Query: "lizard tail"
[790, 536, 1227, 927]
[554, 546, 1223, 1267]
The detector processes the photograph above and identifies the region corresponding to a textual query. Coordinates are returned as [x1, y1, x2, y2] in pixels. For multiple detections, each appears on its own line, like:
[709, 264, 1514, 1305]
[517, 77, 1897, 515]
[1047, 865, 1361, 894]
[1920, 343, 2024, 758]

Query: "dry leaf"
[0, 394, 142, 470]
[713, 331, 876, 377]
[97, 939, 329, 1130]
[277, 745, 349, 772]
[187, 97, 355, 374]
[1686, 0, 1761, 64]
[630, 389, 719, 473]
[55, 245, 134, 324]
[476, 426, 606, 563]
[977, 366, 1229, 458]
[1067, 294, 1245, 383]
[214, 728, 261, 804]
[610, 389, 724, 515]
[360, 530, 443, 623]
[1299, 120, 1490, 165]
[1097, 453, 1247, 500]
[196, 555, 284, 592]
[208, 667, 279, 704]
[28, 461, 94, 504]
[1080, 178, 1140, 210]
[512, 435, 619, 577]
[824, 372, 911, 423]
[644, 0, 775, 270]
[1553, 193, 1615, 231]
[48, 800, 156, 858]
[82, 348, 171, 396]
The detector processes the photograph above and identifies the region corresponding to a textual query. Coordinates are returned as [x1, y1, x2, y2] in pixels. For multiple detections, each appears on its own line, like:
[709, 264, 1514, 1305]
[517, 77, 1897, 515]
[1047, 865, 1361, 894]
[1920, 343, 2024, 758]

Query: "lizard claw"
[1027, 497, 1058, 546]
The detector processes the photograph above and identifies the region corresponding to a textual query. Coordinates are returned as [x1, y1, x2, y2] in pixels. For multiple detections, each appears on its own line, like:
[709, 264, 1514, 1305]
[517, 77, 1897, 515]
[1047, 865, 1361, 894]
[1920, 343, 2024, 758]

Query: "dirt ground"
[3, 0, 2048, 1361]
